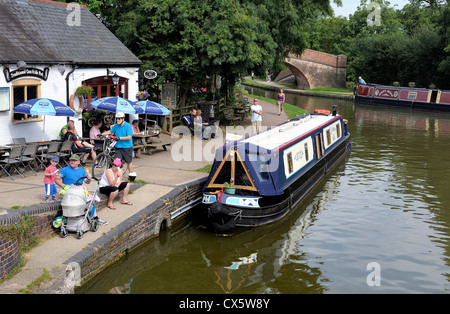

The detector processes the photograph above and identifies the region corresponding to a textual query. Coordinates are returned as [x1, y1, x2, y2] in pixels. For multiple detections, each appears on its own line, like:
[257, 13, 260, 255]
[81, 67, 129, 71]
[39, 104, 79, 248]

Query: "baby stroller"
[55, 176, 100, 239]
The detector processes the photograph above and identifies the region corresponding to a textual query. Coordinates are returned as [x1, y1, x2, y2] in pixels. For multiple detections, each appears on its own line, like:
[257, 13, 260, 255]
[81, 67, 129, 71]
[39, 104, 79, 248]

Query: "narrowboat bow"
[201, 108, 351, 233]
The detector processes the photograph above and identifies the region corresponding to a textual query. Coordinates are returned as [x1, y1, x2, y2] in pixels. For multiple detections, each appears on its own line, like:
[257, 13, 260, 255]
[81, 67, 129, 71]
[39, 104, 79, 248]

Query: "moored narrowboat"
[354, 83, 450, 111]
[201, 108, 351, 233]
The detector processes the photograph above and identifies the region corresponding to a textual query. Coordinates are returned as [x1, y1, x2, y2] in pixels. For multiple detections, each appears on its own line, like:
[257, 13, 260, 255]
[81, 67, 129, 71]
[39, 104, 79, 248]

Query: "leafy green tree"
[59, 0, 334, 103]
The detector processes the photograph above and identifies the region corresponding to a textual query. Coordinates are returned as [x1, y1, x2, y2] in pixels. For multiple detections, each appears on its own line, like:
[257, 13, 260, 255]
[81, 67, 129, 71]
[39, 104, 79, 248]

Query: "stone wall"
[65, 177, 206, 289]
[0, 178, 206, 283]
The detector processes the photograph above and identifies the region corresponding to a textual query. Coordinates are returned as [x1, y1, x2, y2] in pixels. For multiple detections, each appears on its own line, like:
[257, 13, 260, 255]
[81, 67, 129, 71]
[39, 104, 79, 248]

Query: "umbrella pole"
[43, 116, 46, 141]
[145, 114, 147, 134]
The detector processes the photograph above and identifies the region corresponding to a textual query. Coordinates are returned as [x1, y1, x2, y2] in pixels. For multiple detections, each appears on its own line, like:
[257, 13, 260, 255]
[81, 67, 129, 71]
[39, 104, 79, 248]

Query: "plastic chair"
[58, 140, 74, 166]
[38, 141, 62, 170]
[12, 137, 26, 144]
[20, 143, 39, 175]
[0, 145, 26, 180]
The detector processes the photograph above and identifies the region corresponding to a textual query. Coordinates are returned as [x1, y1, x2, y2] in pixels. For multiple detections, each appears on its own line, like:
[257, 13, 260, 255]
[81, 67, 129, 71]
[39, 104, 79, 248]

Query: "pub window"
[12, 80, 41, 123]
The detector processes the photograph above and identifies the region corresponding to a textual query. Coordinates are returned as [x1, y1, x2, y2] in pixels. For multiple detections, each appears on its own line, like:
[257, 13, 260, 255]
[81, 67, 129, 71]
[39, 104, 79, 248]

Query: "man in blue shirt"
[102, 112, 134, 173]
[56, 154, 91, 187]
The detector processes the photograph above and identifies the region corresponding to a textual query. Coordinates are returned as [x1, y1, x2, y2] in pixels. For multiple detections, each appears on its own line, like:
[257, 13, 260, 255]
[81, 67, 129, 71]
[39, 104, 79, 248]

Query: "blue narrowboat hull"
[202, 112, 351, 233]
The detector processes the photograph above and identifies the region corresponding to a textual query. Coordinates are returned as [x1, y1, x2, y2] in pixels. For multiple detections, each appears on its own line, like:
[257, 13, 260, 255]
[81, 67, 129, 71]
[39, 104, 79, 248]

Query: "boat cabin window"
[315, 133, 324, 159]
[326, 130, 331, 147]
[304, 143, 309, 161]
[287, 152, 294, 174]
[336, 124, 341, 138]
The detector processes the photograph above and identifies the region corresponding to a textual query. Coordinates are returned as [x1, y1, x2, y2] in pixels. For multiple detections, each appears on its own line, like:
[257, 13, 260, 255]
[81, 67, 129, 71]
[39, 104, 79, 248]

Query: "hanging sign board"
[3, 67, 50, 83]
[161, 82, 177, 109]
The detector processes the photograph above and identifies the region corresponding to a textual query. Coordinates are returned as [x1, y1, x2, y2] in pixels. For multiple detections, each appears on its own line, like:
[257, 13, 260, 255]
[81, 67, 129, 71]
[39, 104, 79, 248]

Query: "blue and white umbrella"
[14, 98, 76, 140]
[90, 97, 144, 115]
[14, 98, 75, 116]
[136, 100, 171, 116]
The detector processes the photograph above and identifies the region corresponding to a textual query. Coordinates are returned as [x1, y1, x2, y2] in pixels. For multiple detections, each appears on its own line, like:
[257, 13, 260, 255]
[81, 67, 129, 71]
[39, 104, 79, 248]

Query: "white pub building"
[0, 0, 142, 145]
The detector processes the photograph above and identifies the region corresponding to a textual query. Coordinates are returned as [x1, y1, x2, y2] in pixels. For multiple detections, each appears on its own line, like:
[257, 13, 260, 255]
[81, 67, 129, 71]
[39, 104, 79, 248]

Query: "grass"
[18, 268, 53, 294]
[243, 90, 308, 119]
[242, 79, 353, 96]
[195, 164, 212, 173]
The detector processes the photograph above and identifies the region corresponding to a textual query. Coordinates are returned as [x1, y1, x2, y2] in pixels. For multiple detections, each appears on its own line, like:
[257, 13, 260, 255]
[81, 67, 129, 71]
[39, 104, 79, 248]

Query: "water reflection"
[79, 87, 450, 294]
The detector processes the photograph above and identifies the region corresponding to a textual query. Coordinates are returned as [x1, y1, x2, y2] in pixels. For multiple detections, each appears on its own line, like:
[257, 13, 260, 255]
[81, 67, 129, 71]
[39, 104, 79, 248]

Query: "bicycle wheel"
[92, 153, 113, 179]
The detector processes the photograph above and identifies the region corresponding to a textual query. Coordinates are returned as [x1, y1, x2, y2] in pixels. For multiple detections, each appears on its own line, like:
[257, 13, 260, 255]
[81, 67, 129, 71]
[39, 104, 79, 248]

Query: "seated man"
[64, 124, 97, 167]
[138, 117, 147, 132]
[55, 154, 107, 225]
[59, 119, 78, 140]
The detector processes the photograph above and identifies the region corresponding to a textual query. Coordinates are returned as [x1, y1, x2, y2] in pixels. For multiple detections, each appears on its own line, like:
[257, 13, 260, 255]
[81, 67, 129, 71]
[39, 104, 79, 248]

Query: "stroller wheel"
[77, 230, 84, 239]
[61, 229, 68, 238]
[91, 218, 99, 232]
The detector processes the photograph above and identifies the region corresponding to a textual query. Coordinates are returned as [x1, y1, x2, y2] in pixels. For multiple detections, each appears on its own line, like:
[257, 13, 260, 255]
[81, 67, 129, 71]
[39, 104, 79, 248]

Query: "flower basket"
[224, 186, 236, 194]
[136, 91, 149, 100]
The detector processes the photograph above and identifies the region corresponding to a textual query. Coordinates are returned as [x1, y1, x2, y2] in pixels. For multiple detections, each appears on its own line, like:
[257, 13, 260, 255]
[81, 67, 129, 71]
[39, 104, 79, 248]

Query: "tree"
[59, 0, 333, 104]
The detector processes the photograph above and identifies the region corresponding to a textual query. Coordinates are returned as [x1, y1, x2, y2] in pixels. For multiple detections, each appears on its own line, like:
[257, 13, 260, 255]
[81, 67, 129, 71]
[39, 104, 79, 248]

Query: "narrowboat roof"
[204, 113, 346, 196]
[240, 114, 340, 151]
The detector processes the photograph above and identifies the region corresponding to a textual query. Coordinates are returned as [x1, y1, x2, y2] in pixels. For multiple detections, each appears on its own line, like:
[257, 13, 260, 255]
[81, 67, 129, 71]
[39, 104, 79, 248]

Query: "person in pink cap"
[98, 158, 132, 209]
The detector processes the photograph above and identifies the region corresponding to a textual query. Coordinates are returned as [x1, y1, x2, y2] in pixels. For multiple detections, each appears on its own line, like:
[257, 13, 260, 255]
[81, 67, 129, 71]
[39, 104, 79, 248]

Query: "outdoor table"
[0, 146, 11, 158]
[132, 133, 153, 158]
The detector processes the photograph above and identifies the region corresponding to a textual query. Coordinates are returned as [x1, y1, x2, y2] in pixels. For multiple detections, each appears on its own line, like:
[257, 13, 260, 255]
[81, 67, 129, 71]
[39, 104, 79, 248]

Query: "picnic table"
[132, 132, 171, 158]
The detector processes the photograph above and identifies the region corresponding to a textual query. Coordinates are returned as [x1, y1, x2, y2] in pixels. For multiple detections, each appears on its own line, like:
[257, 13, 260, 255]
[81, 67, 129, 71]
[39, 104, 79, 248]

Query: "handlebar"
[74, 175, 99, 186]
[97, 134, 117, 141]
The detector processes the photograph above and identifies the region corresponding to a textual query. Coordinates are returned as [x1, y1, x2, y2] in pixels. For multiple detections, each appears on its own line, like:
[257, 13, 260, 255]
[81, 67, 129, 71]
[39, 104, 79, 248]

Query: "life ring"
[314, 109, 330, 114]
[69, 94, 89, 111]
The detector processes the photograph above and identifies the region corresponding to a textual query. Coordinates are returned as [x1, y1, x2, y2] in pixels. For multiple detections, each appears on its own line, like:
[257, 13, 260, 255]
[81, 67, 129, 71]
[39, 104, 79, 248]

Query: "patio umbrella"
[14, 98, 75, 116]
[14, 98, 76, 140]
[135, 100, 171, 116]
[135, 100, 171, 134]
[90, 97, 144, 115]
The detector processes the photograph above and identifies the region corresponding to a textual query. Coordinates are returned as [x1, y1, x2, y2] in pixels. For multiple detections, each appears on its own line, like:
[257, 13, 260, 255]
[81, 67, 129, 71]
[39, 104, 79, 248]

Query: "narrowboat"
[354, 83, 450, 111]
[201, 108, 351, 233]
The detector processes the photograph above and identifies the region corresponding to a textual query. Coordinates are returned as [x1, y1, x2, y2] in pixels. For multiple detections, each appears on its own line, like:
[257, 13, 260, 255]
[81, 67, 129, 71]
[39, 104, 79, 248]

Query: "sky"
[331, 0, 410, 17]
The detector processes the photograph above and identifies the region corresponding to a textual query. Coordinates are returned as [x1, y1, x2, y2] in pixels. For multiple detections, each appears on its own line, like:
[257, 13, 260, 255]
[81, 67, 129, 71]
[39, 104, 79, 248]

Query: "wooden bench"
[223, 108, 243, 122]
[133, 144, 145, 158]
[146, 142, 171, 153]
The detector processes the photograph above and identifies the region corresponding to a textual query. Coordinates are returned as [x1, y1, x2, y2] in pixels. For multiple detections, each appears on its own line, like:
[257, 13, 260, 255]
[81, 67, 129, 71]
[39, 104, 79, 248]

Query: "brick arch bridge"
[276, 49, 347, 90]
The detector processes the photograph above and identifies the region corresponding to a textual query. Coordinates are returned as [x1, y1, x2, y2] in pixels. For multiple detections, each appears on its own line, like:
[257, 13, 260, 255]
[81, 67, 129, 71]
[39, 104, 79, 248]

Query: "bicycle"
[91, 134, 128, 179]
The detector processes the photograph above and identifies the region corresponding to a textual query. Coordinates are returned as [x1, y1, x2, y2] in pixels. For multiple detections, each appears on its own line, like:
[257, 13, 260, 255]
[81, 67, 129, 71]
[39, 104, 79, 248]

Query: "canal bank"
[242, 77, 354, 101]
[0, 96, 289, 294]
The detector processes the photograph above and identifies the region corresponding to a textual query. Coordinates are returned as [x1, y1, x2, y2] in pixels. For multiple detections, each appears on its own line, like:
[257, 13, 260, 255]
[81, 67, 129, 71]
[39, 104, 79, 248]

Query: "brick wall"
[0, 203, 61, 279]
[285, 49, 347, 89]
[0, 178, 206, 282]
[65, 177, 206, 286]
[0, 238, 20, 279]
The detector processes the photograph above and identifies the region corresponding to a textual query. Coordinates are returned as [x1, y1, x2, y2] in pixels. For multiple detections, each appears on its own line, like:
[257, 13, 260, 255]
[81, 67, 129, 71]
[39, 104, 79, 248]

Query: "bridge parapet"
[282, 49, 347, 89]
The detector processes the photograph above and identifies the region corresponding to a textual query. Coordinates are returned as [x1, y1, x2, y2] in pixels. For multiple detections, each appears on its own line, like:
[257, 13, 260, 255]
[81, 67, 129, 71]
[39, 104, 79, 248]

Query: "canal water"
[78, 86, 450, 294]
